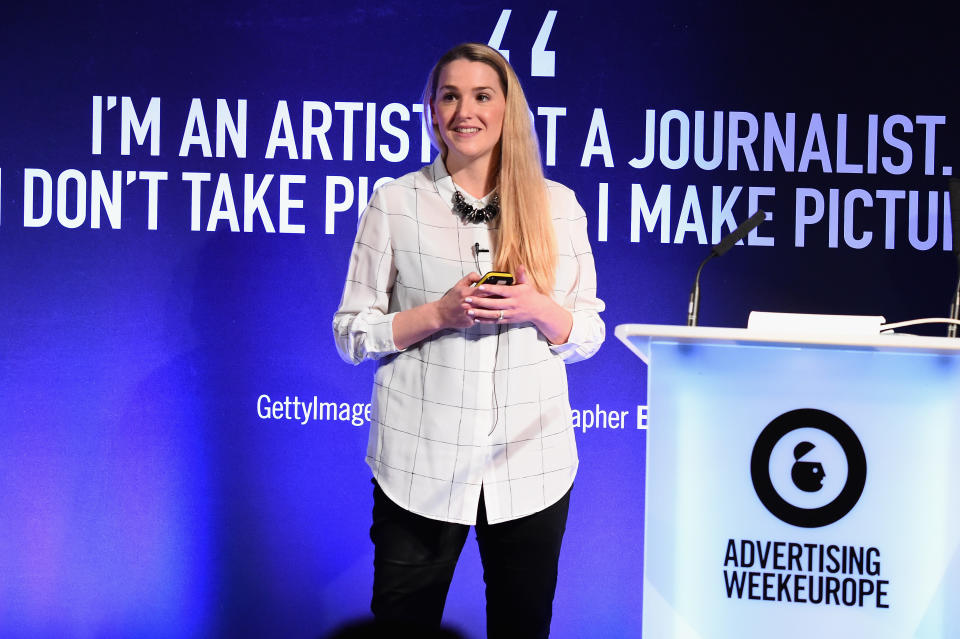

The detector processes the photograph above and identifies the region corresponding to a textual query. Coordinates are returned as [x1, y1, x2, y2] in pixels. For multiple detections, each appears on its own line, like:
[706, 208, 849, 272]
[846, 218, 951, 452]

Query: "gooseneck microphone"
[948, 178, 960, 337]
[687, 210, 766, 327]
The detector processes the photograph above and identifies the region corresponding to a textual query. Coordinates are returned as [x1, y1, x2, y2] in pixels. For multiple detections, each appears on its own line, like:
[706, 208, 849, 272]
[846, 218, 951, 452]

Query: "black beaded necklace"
[452, 190, 500, 224]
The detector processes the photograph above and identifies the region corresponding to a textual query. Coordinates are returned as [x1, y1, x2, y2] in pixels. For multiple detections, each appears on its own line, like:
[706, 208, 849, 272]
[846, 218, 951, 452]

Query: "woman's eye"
[441, 93, 458, 102]
[477, 94, 490, 102]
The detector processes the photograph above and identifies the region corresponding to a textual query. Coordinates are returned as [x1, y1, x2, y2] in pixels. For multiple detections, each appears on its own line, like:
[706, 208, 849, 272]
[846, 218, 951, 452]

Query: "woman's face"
[431, 59, 506, 177]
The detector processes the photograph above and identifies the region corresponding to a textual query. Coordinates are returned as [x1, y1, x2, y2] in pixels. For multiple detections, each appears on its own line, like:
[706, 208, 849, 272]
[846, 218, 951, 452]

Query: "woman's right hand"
[436, 272, 482, 329]
[393, 272, 481, 349]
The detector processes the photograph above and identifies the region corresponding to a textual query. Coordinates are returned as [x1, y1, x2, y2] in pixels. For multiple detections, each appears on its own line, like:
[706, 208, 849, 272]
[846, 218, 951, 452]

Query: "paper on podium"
[747, 311, 885, 335]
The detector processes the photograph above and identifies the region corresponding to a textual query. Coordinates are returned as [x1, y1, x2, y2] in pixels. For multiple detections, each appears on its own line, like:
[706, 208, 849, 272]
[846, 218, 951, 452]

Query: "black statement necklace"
[452, 190, 500, 224]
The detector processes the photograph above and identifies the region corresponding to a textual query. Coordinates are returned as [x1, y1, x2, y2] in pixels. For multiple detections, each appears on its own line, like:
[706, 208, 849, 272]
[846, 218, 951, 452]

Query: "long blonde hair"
[424, 43, 557, 294]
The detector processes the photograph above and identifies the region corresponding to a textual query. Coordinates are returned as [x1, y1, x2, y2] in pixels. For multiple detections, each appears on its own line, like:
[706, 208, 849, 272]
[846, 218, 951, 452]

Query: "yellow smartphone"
[474, 271, 515, 286]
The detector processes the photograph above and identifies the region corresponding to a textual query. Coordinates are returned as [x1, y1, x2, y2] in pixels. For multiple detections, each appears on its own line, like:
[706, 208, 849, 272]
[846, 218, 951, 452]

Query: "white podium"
[616, 323, 960, 639]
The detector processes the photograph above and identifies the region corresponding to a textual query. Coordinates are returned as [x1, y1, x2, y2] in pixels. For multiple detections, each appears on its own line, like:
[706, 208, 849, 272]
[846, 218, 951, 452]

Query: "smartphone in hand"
[474, 271, 514, 286]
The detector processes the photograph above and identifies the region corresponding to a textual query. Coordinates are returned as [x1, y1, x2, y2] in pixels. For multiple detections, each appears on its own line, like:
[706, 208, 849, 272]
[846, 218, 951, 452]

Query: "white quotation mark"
[489, 10, 513, 61]
[488, 9, 558, 78]
[531, 11, 557, 77]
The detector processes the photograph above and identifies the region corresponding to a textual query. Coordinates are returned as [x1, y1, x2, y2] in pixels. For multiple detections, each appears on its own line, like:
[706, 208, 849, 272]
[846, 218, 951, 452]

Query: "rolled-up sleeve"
[332, 192, 401, 364]
[549, 187, 605, 363]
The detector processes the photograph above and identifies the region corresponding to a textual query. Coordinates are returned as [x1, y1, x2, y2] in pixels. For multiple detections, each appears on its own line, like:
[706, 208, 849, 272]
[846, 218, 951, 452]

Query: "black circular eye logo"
[751, 408, 867, 528]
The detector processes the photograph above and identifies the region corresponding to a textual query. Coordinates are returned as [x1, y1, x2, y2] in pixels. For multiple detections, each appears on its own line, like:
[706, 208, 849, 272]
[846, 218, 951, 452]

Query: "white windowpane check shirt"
[333, 156, 605, 525]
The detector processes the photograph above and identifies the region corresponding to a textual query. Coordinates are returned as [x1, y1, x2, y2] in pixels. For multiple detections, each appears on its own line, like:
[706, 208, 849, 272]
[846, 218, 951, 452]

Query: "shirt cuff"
[549, 310, 588, 360]
[368, 312, 403, 358]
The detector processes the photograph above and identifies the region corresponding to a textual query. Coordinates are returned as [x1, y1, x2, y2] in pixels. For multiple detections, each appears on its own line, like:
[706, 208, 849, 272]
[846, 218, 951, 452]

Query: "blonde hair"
[424, 43, 557, 294]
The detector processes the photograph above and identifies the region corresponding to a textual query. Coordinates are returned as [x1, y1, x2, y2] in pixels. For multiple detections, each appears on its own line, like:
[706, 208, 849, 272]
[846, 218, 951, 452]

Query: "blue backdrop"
[1, 2, 957, 637]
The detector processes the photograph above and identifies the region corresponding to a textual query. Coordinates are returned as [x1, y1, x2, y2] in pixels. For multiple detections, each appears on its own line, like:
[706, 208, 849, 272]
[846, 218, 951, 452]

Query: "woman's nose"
[458, 97, 476, 118]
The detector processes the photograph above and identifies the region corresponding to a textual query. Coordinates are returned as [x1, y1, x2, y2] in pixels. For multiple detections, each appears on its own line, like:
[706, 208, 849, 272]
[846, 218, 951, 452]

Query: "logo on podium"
[791, 441, 826, 492]
[751, 408, 867, 528]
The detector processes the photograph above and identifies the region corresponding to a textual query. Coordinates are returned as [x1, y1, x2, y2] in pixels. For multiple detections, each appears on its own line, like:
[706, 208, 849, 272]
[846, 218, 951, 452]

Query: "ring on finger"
[498, 310, 504, 321]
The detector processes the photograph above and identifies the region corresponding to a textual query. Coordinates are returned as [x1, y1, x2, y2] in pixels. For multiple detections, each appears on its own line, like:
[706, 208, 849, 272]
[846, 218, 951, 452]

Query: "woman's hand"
[464, 265, 573, 344]
[438, 272, 483, 329]
[392, 272, 481, 349]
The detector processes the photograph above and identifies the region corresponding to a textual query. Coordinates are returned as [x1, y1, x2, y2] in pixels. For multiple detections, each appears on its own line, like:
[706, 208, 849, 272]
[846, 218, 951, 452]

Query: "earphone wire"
[474, 242, 502, 436]
[490, 322, 502, 436]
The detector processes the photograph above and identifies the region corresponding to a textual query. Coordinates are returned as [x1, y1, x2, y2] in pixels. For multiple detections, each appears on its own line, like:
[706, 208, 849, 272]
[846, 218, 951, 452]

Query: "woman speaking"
[333, 42, 605, 637]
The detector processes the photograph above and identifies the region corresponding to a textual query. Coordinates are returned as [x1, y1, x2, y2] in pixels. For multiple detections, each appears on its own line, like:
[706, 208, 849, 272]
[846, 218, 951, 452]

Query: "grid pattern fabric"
[333, 157, 605, 524]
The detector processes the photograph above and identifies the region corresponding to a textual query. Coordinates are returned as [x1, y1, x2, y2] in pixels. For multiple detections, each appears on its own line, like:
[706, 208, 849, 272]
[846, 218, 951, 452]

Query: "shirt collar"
[430, 155, 496, 211]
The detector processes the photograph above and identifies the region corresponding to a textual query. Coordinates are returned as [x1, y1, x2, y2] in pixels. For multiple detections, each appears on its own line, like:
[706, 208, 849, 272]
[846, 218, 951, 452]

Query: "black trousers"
[370, 481, 571, 638]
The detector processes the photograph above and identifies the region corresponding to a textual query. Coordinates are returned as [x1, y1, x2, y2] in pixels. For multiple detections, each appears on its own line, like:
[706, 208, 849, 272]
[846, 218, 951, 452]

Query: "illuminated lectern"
[616, 320, 960, 639]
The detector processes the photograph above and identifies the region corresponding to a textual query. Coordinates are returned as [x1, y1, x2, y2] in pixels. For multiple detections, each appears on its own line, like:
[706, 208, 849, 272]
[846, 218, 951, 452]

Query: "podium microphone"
[687, 210, 766, 327]
[948, 178, 960, 337]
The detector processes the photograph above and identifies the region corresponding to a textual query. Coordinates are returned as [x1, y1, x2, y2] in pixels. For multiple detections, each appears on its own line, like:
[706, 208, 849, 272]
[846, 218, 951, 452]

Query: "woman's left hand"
[464, 265, 573, 344]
